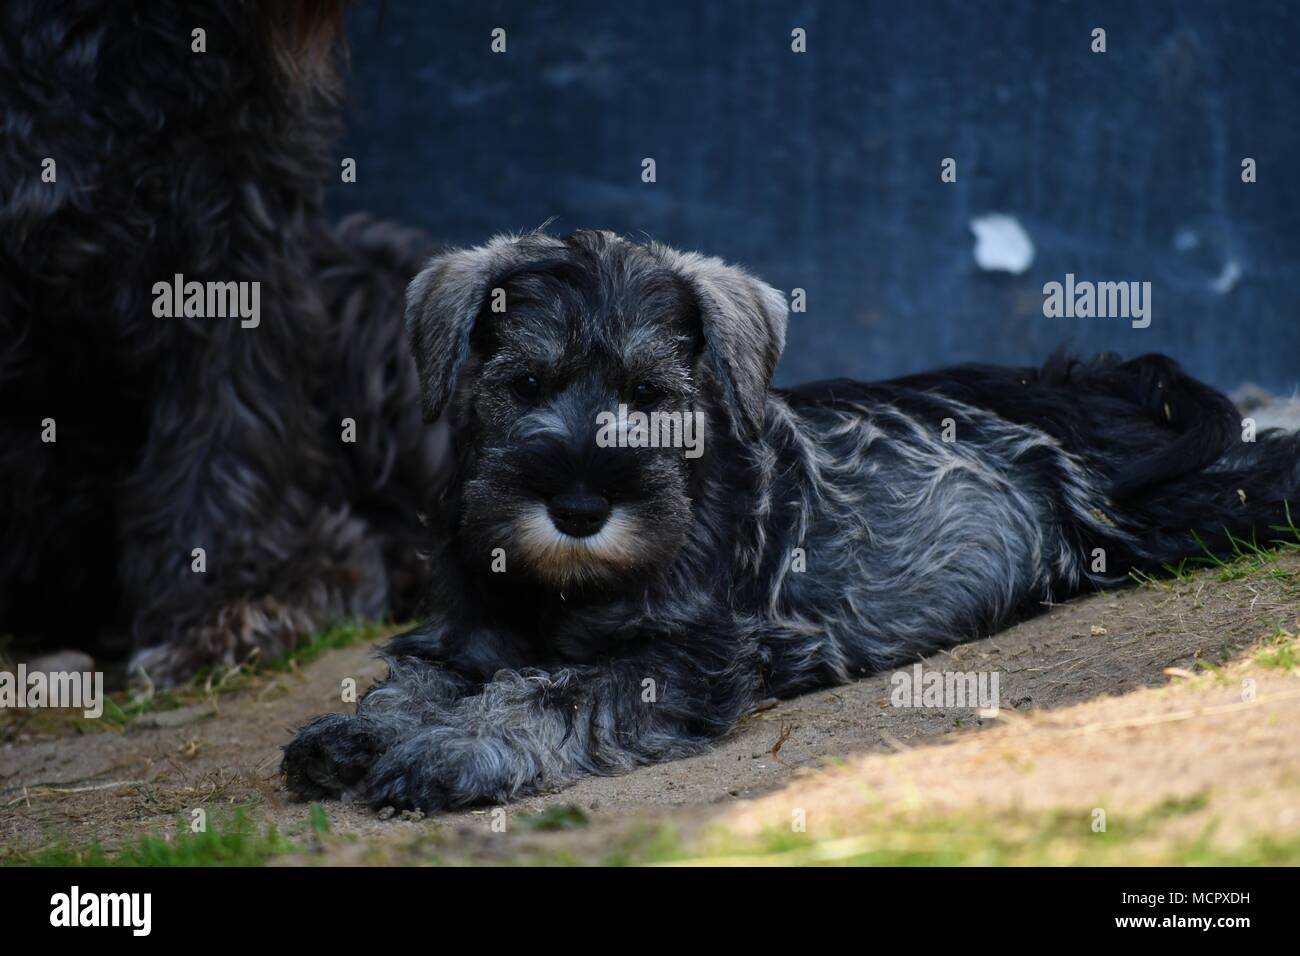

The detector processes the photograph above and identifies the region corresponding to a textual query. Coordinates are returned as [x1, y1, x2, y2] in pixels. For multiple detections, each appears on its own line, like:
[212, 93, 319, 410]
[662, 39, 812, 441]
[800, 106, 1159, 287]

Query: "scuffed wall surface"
[329, 0, 1300, 392]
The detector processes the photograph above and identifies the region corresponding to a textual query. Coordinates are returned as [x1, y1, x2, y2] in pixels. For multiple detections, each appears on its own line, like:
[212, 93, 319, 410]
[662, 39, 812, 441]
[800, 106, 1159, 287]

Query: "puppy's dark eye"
[511, 374, 542, 403]
[630, 382, 663, 406]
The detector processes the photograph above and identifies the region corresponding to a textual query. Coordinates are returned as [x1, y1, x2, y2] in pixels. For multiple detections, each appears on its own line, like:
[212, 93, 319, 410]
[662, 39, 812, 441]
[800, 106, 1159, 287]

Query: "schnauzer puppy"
[0, 1, 437, 683]
[284, 229, 1300, 811]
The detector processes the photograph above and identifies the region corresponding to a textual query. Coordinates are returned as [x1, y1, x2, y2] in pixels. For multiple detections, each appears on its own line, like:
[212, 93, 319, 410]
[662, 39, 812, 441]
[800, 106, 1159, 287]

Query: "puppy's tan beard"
[515, 504, 643, 588]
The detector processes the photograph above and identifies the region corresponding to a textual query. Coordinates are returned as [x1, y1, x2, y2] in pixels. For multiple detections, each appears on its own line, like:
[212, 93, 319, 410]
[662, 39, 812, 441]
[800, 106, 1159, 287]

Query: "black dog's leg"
[118, 360, 390, 684]
[282, 648, 475, 797]
[311, 215, 442, 618]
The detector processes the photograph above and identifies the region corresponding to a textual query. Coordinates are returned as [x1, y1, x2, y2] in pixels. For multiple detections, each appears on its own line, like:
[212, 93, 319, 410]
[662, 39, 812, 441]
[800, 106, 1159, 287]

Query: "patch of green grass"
[1132, 504, 1300, 593]
[613, 794, 1300, 867]
[517, 804, 589, 832]
[4, 809, 296, 867]
[1191, 504, 1300, 586]
[1193, 656, 1228, 681]
[272, 619, 400, 673]
[601, 822, 686, 866]
[1253, 628, 1300, 671]
[164, 618, 400, 691]
[1128, 568, 1171, 591]
[2, 619, 405, 740]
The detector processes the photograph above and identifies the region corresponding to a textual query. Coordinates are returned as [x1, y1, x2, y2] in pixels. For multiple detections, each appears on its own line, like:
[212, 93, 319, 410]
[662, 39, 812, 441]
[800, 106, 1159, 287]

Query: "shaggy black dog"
[0, 1, 437, 683]
[283, 229, 1300, 811]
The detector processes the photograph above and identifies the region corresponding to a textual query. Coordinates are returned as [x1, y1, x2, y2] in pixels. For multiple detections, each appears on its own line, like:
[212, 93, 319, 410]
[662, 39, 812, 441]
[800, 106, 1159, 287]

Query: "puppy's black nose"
[548, 491, 611, 538]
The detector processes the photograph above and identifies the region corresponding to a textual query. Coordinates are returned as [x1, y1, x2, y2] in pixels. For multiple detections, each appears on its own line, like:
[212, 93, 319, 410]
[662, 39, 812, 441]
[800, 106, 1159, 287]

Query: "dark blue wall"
[329, 0, 1300, 393]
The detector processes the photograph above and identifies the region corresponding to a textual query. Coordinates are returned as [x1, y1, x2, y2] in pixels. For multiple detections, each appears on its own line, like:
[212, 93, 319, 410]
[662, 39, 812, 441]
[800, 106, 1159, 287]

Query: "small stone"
[134, 704, 216, 729]
[25, 650, 95, 674]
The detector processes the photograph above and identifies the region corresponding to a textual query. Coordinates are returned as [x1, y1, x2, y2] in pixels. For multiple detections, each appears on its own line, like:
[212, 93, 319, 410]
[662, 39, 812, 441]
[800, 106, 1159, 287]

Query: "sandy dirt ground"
[2, 552, 1297, 865]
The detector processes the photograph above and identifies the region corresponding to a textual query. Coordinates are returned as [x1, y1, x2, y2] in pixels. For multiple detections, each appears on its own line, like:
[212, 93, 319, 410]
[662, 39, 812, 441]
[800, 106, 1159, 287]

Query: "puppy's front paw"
[282, 714, 398, 801]
[363, 731, 532, 812]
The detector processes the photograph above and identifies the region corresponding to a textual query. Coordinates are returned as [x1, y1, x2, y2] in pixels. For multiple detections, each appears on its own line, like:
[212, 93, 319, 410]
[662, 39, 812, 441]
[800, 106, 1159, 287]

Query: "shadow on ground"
[2, 552, 1298, 865]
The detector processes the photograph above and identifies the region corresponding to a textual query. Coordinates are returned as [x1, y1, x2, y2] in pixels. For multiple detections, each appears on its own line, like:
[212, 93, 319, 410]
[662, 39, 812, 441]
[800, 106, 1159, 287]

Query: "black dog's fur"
[0, 1, 437, 682]
[283, 230, 1300, 811]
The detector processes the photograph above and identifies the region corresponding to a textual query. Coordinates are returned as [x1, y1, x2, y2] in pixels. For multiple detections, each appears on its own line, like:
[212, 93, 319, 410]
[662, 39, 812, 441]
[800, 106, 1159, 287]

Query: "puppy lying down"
[283, 230, 1300, 811]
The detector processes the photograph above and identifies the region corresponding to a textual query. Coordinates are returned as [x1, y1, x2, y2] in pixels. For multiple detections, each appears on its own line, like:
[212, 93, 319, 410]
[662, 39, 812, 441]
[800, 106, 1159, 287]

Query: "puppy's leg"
[285, 630, 759, 811]
[282, 649, 477, 800]
[358, 651, 757, 811]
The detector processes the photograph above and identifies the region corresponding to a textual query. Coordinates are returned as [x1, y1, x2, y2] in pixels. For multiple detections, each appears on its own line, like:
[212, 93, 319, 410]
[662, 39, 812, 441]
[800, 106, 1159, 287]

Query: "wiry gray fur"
[283, 229, 1300, 811]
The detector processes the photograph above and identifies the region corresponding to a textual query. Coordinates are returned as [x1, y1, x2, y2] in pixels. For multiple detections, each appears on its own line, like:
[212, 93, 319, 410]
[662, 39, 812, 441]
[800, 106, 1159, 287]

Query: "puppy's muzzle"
[547, 489, 612, 538]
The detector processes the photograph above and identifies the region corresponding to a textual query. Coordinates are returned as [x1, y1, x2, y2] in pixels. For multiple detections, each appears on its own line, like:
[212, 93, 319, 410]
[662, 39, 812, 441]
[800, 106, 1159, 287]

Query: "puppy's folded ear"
[653, 246, 789, 439]
[405, 232, 563, 422]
